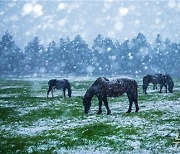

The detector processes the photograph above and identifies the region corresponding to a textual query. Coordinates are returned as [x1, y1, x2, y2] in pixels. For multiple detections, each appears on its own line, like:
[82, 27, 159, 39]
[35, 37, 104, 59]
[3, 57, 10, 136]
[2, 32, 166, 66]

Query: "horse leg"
[51, 89, 54, 97]
[63, 88, 66, 98]
[103, 97, 111, 115]
[133, 92, 139, 112]
[165, 84, 167, 93]
[127, 101, 133, 113]
[67, 86, 72, 98]
[47, 86, 52, 98]
[159, 84, 163, 93]
[143, 84, 148, 94]
[47, 89, 50, 98]
[143, 84, 145, 93]
[127, 93, 133, 113]
[97, 97, 102, 114]
[153, 84, 157, 90]
[134, 97, 139, 112]
[134, 100, 139, 112]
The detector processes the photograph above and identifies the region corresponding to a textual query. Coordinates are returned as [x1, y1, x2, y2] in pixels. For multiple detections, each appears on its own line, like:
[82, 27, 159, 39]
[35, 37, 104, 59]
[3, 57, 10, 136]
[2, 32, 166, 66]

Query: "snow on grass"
[0, 78, 180, 153]
[140, 99, 180, 113]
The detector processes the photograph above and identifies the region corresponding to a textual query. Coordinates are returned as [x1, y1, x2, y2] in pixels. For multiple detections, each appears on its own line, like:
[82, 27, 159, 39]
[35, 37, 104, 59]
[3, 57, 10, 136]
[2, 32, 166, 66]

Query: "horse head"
[165, 74, 174, 93]
[82, 95, 91, 114]
[67, 84, 72, 97]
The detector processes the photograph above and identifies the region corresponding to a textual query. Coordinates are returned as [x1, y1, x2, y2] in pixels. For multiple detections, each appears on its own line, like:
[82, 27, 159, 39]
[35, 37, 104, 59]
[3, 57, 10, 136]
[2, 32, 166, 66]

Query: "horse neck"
[85, 87, 95, 100]
[67, 84, 71, 93]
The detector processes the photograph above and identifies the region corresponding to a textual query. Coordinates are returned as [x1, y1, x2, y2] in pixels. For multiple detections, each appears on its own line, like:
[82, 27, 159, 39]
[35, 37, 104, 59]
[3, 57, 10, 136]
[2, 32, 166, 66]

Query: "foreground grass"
[0, 78, 180, 153]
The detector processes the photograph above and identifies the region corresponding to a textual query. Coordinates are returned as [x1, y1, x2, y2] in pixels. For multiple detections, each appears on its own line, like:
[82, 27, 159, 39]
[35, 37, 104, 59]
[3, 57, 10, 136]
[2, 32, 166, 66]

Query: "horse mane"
[84, 77, 108, 100]
[91, 77, 109, 86]
[165, 74, 174, 87]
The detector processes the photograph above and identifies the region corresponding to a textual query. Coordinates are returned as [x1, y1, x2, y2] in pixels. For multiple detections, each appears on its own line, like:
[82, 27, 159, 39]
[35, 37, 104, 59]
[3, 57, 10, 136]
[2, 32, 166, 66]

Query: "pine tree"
[0, 31, 23, 75]
[23, 37, 44, 75]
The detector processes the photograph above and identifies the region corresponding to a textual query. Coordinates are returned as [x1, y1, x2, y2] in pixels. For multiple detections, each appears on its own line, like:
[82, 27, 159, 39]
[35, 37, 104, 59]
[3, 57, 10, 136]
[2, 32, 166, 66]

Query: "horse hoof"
[107, 111, 111, 115]
[126, 110, 131, 113]
[97, 111, 102, 114]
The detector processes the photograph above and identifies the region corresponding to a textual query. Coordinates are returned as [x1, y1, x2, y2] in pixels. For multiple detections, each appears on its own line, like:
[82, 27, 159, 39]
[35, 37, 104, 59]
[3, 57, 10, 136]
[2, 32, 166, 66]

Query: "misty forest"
[0, 32, 180, 77]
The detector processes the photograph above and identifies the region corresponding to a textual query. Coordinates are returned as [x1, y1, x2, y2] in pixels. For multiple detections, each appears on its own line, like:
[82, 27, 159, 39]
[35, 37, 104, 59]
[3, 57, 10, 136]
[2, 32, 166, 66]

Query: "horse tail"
[133, 80, 139, 112]
[133, 80, 138, 101]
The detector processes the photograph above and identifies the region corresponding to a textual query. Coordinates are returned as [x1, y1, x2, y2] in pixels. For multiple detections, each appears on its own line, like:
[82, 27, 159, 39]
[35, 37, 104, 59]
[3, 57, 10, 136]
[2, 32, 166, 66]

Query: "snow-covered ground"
[0, 78, 180, 153]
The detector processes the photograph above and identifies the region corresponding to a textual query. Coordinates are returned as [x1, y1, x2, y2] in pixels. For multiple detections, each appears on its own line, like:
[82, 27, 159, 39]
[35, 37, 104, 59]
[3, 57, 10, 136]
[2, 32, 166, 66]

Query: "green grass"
[0, 78, 180, 153]
[0, 123, 140, 152]
[71, 80, 93, 90]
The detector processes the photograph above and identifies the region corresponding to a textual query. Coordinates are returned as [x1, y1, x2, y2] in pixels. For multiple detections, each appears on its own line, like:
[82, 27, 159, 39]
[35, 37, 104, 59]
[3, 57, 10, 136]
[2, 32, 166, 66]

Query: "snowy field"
[0, 77, 180, 153]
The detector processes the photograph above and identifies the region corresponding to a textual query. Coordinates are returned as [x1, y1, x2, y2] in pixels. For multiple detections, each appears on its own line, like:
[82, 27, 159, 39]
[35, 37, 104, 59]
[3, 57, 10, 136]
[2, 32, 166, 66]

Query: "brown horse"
[47, 79, 71, 98]
[82, 77, 139, 115]
[143, 74, 167, 94]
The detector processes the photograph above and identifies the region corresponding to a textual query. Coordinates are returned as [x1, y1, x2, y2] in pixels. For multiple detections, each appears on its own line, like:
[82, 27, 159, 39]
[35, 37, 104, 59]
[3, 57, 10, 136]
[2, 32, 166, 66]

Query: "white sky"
[0, 0, 180, 47]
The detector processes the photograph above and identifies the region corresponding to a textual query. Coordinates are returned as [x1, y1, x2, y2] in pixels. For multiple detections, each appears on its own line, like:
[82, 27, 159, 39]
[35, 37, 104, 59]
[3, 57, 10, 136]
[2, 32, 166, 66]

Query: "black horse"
[47, 79, 71, 98]
[82, 77, 139, 115]
[143, 74, 167, 94]
[165, 74, 174, 93]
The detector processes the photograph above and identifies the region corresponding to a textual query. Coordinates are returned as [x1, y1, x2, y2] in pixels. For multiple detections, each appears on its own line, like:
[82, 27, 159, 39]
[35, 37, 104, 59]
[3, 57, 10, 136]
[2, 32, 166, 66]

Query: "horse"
[82, 77, 139, 115]
[164, 74, 174, 93]
[47, 79, 71, 98]
[142, 74, 167, 94]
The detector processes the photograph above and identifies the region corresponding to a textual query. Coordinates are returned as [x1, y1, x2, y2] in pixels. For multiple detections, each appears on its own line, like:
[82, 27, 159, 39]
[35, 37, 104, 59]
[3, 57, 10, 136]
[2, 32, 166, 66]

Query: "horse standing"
[142, 74, 167, 94]
[47, 79, 71, 98]
[82, 77, 139, 115]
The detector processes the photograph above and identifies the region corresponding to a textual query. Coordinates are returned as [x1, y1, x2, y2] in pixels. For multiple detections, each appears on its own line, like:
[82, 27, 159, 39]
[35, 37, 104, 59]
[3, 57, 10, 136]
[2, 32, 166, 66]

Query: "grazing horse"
[165, 74, 174, 93]
[143, 74, 167, 94]
[82, 77, 139, 115]
[47, 79, 71, 98]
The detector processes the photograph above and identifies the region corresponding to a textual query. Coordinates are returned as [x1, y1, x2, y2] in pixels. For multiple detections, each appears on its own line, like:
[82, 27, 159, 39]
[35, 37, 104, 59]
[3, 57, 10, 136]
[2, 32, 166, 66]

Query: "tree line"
[0, 31, 179, 77]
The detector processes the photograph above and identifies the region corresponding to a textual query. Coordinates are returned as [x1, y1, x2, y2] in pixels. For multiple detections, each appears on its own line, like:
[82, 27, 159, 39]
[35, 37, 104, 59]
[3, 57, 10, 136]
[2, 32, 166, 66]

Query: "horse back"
[55, 79, 69, 90]
[105, 78, 137, 97]
[143, 75, 153, 84]
[154, 74, 166, 84]
[119, 78, 138, 91]
[48, 79, 57, 87]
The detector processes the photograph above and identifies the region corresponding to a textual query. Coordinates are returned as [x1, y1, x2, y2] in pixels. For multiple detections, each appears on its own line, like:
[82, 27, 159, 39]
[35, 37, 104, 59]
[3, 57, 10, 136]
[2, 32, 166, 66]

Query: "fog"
[0, 0, 180, 77]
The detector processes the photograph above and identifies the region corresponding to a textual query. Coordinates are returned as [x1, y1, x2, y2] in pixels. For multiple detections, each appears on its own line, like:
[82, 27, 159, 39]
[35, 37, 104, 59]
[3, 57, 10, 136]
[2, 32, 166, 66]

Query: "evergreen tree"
[68, 35, 92, 75]
[152, 34, 164, 73]
[92, 34, 115, 75]
[0, 31, 23, 75]
[119, 39, 131, 74]
[23, 37, 44, 75]
[45, 41, 60, 74]
[0, 31, 179, 77]
[58, 37, 71, 74]
[131, 33, 150, 74]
